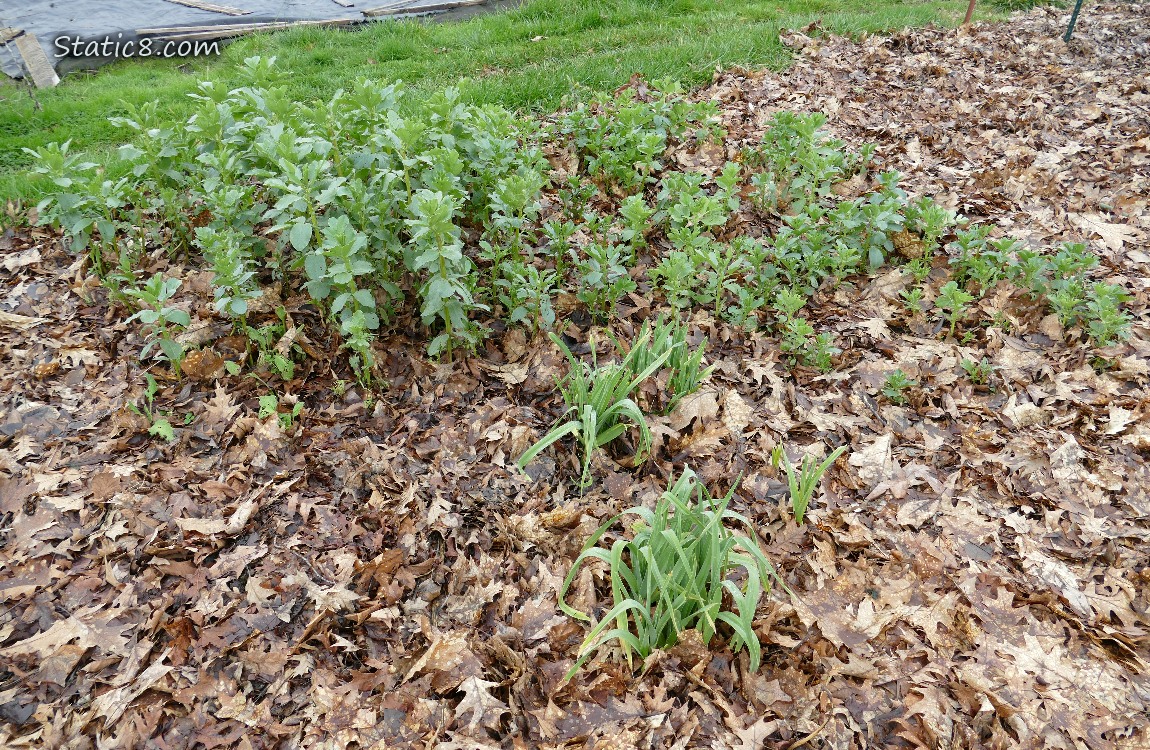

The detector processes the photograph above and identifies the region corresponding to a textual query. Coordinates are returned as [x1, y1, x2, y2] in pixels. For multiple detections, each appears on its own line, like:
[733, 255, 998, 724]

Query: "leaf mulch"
[2, 4, 1148, 748]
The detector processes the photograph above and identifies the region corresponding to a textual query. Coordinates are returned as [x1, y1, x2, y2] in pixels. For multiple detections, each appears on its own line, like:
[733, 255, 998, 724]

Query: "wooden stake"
[13, 33, 59, 89]
[963, 0, 977, 25]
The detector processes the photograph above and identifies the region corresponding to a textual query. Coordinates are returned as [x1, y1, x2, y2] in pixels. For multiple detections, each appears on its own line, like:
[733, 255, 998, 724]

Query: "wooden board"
[138, 21, 286, 34]
[362, 0, 485, 18]
[154, 18, 356, 42]
[0, 28, 22, 45]
[361, 0, 422, 12]
[161, 0, 253, 16]
[13, 33, 59, 88]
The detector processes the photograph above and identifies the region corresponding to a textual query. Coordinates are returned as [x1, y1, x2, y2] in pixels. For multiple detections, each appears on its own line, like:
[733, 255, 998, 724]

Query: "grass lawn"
[0, 0, 990, 201]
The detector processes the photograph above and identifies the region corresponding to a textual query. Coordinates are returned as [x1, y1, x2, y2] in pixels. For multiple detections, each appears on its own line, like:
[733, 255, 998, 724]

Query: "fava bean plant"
[25, 62, 1128, 389]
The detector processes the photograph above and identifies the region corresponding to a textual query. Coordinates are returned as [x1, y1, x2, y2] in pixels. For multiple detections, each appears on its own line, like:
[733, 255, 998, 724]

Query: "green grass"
[1, 0, 981, 201]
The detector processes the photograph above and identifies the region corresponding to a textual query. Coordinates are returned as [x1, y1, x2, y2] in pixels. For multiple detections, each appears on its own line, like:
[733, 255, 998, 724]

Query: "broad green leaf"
[290, 221, 313, 252]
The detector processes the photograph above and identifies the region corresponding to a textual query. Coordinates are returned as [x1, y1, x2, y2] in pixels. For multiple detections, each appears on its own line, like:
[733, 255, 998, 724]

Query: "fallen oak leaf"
[181, 348, 225, 381]
[1, 606, 132, 659]
[1018, 538, 1092, 619]
[848, 433, 894, 487]
[404, 633, 485, 692]
[1070, 213, 1140, 252]
[90, 649, 173, 727]
[454, 676, 509, 733]
[734, 715, 780, 749]
[1, 247, 40, 272]
[1103, 405, 1138, 435]
[668, 388, 720, 432]
[0, 311, 47, 330]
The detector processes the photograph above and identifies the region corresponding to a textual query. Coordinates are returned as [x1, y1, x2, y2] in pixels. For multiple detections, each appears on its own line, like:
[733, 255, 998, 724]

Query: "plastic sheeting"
[0, 0, 496, 79]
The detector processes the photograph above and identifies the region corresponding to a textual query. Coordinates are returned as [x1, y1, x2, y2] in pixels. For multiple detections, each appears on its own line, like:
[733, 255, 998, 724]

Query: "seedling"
[904, 195, 955, 248]
[900, 286, 926, 314]
[245, 307, 298, 381]
[617, 194, 654, 253]
[542, 219, 577, 277]
[558, 468, 781, 677]
[651, 250, 698, 310]
[518, 332, 669, 488]
[128, 374, 177, 442]
[558, 85, 721, 194]
[772, 288, 838, 371]
[772, 445, 846, 524]
[1084, 282, 1132, 346]
[497, 261, 558, 333]
[574, 243, 636, 320]
[961, 357, 994, 386]
[882, 369, 917, 405]
[196, 226, 260, 321]
[935, 281, 974, 337]
[406, 189, 487, 359]
[614, 315, 714, 412]
[124, 274, 190, 372]
[258, 392, 304, 431]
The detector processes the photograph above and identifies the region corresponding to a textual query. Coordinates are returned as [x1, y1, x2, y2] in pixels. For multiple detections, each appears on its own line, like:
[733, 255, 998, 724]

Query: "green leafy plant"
[196, 226, 260, 321]
[407, 189, 487, 358]
[518, 332, 669, 488]
[774, 289, 839, 371]
[124, 274, 190, 371]
[935, 281, 974, 337]
[574, 242, 636, 320]
[30, 60, 1134, 390]
[651, 250, 698, 311]
[615, 314, 714, 412]
[900, 286, 926, 315]
[617, 194, 654, 254]
[23, 141, 118, 274]
[258, 392, 304, 431]
[772, 445, 846, 524]
[542, 219, 578, 277]
[558, 468, 781, 676]
[497, 260, 557, 333]
[558, 84, 721, 194]
[692, 239, 751, 317]
[881, 369, 917, 405]
[245, 307, 297, 381]
[128, 374, 180, 442]
[744, 112, 871, 214]
[961, 357, 994, 386]
[1048, 278, 1088, 328]
[1084, 282, 1132, 346]
[904, 196, 955, 249]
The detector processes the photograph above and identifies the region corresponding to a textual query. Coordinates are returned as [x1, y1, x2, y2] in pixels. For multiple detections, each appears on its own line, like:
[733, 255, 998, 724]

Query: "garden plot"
[0, 3, 1147, 748]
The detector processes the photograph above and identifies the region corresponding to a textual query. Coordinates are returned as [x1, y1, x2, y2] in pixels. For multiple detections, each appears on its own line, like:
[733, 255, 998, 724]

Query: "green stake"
[1064, 0, 1086, 41]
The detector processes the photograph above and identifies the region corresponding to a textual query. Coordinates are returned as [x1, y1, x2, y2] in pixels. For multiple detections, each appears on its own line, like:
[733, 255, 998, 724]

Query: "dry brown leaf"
[174, 498, 256, 536]
[721, 391, 755, 435]
[90, 651, 173, 726]
[453, 676, 509, 733]
[668, 389, 720, 432]
[1071, 213, 1140, 252]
